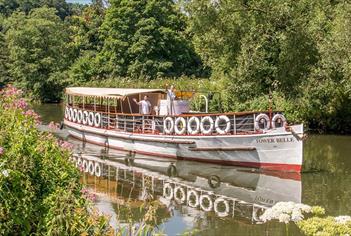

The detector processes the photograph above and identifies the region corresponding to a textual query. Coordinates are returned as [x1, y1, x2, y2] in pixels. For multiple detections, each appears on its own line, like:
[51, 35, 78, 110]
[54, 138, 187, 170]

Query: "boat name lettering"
[254, 196, 275, 205]
[256, 137, 294, 143]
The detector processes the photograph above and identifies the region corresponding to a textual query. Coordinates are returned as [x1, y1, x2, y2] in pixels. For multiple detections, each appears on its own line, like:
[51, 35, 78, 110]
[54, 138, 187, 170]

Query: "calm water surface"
[35, 103, 351, 236]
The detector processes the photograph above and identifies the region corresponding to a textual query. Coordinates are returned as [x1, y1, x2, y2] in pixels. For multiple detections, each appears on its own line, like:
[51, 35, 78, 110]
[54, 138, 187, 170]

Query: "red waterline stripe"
[69, 132, 301, 178]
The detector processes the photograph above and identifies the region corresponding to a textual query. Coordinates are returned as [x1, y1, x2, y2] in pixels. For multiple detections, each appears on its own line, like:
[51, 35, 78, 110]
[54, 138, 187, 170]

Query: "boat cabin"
[64, 87, 287, 136]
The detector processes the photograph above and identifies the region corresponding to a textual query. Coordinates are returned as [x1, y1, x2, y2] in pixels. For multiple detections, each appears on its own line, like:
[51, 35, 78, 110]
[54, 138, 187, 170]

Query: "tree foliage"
[97, 0, 204, 79]
[0, 0, 71, 19]
[0, 15, 9, 86]
[0, 0, 350, 133]
[4, 7, 73, 101]
[186, 0, 351, 133]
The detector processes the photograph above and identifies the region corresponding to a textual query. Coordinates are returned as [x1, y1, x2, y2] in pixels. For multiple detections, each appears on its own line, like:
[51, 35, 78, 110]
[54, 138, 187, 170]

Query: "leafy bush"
[260, 202, 351, 235]
[0, 85, 113, 235]
[297, 216, 351, 236]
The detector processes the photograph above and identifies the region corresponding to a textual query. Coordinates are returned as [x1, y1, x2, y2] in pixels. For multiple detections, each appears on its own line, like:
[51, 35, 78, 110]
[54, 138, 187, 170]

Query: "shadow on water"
[34, 104, 351, 236]
[302, 135, 351, 216]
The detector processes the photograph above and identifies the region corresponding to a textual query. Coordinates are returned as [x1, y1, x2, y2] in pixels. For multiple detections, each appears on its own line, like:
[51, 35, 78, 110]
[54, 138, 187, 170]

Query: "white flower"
[2, 169, 9, 177]
[259, 201, 312, 224]
[335, 216, 351, 224]
[296, 203, 312, 213]
[291, 209, 304, 222]
[278, 213, 291, 224]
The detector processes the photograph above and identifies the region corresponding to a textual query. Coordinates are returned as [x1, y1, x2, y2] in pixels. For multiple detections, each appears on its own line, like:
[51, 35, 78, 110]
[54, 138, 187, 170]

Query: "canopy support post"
[108, 98, 110, 129]
[127, 97, 132, 114]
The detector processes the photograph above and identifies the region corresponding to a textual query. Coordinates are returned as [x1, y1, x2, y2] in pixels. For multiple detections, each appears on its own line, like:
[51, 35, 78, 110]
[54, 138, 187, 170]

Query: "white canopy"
[66, 87, 165, 99]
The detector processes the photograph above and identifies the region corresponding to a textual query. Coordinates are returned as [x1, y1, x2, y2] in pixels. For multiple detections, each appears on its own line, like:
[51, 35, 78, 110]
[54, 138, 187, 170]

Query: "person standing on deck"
[167, 85, 176, 115]
[133, 95, 151, 115]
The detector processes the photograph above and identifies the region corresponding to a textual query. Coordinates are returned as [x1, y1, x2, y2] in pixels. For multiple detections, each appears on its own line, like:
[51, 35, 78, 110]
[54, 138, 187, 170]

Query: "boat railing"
[65, 104, 280, 136]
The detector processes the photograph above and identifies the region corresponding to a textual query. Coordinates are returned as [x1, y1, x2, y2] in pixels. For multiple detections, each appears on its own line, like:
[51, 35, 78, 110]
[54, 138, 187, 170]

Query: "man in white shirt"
[167, 85, 176, 115]
[133, 95, 151, 115]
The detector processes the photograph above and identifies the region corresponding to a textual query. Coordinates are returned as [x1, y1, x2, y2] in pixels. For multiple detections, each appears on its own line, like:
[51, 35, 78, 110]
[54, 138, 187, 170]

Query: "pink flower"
[0, 147, 4, 155]
[48, 121, 58, 131]
[80, 188, 97, 202]
[23, 109, 41, 124]
[14, 98, 28, 109]
[81, 188, 89, 194]
[1, 85, 23, 97]
[89, 193, 97, 202]
[58, 140, 74, 150]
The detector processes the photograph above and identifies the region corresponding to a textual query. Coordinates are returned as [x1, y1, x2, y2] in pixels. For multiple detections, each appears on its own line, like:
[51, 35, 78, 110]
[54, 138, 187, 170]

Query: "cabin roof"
[66, 87, 166, 98]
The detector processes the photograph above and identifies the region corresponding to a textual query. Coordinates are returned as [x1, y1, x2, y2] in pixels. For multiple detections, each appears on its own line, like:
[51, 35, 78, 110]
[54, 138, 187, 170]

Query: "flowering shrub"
[297, 216, 351, 235]
[48, 121, 59, 131]
[260, 201, 351, 235]
[0, 85, 113, 235]
[260, 201, 312, 224]
[335, 216, 351, 224]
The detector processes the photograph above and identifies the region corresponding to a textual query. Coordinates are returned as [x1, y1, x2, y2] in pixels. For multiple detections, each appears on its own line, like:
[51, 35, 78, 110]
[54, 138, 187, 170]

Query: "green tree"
[66, 0, 105, 84]
[187, 0, 321, 100]
[97, 0, 204, 79]
[0, 0, 71, 19]
[301, 2, 351, 133]
[0, 15, 10, 86]
[5, 7, 73, 101]
[186, 0, 351, 133]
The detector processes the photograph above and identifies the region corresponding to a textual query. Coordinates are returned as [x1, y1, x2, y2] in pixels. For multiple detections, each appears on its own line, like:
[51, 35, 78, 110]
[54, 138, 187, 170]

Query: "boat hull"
[64, 120, 303, 172]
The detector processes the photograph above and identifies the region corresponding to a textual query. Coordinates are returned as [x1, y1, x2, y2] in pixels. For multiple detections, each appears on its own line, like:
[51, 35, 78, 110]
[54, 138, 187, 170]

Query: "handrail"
[65, 104, 280, 118]
[64, 104, 281, 135]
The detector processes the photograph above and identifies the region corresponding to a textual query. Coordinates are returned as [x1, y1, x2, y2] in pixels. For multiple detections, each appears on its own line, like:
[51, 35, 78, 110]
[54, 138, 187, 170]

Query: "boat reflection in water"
[70, 139, 301, 230]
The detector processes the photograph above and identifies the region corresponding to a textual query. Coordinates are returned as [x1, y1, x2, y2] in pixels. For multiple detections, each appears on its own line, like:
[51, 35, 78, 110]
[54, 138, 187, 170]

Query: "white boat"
[63, 87, 304, 172]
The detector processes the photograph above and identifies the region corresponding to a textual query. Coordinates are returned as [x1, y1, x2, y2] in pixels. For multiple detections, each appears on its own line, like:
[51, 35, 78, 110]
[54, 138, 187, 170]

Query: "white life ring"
[69, 108, 74, 121]
[88, 112, 94, 126]
[252, 206, 261, 222]
[77, 110, 83, 124]
[272, 114, 287, 129]
[72, 109, 78, 122]
[64, 107, 69, 119]
[200, 116, 214, 135]
[82, 111, 89, 125]
[163, 117, 174, 134]
[200, 194, 213, 212]
[215, 115, 231, 134]
[163, 182, 173, 200]
[174, 117, 187, 135]
[82, 159, 89, 173]
[214, 197, 230, 217]
[254, 113, 271, 131]
[187, 189, 199, 208]
[174, 186, 186, 203]
[88, 161, 95, 175]
[94, 113, 101, 127]
[187, 117, 200, 135]
[94, 162, 101, 177]
[77, 158, 82, 169]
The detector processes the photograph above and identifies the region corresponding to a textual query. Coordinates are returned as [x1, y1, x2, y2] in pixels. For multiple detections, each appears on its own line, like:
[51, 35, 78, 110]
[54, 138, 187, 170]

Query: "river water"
[34, 103, 351, 235]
